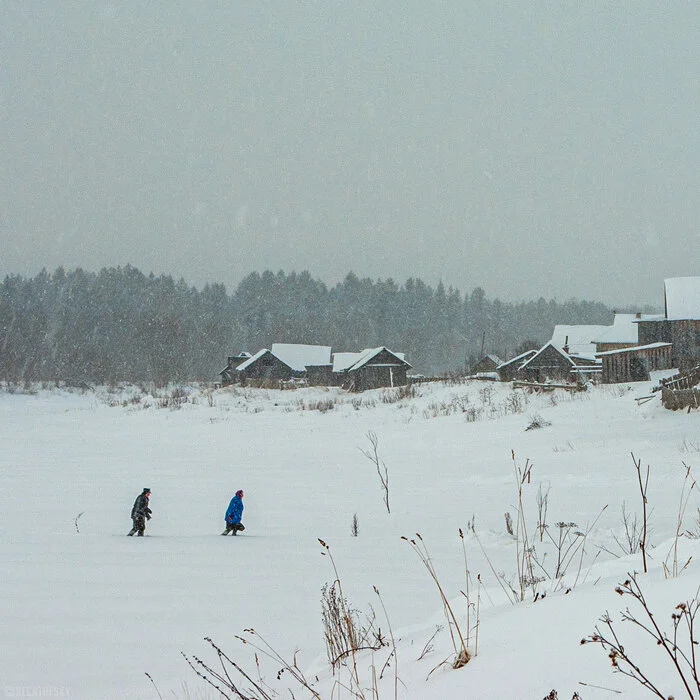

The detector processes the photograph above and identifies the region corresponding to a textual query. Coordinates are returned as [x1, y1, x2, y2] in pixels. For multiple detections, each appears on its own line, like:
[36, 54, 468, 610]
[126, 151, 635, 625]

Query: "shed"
[596, 343, 673, 383]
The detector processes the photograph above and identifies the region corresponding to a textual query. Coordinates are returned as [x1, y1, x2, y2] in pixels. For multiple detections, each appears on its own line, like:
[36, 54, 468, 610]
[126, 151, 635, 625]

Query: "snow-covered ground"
[1, 379, 700, 699]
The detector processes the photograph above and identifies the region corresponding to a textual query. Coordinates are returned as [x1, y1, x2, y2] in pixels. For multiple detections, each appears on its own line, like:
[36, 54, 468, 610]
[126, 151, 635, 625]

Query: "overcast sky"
[1, 2, 698, 306]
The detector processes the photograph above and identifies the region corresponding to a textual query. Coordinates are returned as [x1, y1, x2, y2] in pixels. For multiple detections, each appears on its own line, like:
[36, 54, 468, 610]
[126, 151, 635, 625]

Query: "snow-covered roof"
[338, 347, 409, 372]
[484, 354, 502, 365]
[332, 347, 409, 372]
[519, 342, 575, 370]
[497, 349, 537, 370]
[348, 347, 399, 371]
[271, 344, 331, 372]
[664, 277, 700, 320]
[235, 348, 271, 371]
[550, 324, 611, 356]
[332, 352, 362, 373]
[595, 342, 673, 357]
[592, 314, 640, 345]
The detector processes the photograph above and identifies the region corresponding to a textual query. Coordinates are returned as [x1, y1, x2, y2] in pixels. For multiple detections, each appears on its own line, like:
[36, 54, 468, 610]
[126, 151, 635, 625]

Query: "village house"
[591, 279, 700, 384]
[517, 342, 599, 383]
[334, 347, 411, 391]
[590, 312, 671, 384]
[219, 344, 410, 391]
[636, 277, 700, 371]
[234, 349, 296, 383]
[218, 352, 251, 385]
[470, 354, 503, 376]
[503, 324, 603, 384]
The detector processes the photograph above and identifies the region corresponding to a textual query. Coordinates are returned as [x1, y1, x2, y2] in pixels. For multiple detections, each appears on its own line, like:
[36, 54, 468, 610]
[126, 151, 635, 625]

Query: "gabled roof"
[235, 348, 272, 371]
[344, 347, 411, 372]
[497, 349, 537, 370]
[271, 343, 331, 372]
[664, 277, 700, 320]
[519, 342, 575, 370]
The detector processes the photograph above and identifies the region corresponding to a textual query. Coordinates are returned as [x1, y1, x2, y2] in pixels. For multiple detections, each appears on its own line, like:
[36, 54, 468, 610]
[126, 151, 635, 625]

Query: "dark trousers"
[222, 522, 245, 535]
[128, 516, 146, 536]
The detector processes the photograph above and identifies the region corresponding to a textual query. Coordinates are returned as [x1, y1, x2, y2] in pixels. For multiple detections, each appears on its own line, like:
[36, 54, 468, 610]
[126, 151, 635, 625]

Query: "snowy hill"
[1, 380, 700, 699]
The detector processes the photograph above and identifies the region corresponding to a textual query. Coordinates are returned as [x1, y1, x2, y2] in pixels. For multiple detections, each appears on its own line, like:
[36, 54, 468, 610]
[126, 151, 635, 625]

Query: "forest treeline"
[0, 266, 616, 383]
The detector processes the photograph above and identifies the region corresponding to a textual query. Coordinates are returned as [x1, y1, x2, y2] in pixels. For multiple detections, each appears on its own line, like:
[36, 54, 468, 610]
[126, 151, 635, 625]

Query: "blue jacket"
[225, 495, 244, 524]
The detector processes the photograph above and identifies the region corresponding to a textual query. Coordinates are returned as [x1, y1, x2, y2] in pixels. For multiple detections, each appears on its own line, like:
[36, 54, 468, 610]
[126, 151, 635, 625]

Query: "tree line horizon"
[1, 265, 651, 384]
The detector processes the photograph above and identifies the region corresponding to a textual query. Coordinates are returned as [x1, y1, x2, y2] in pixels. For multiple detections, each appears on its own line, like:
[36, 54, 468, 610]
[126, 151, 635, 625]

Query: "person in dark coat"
[222, 489, 245, 535]
[128, 488, 152, 536]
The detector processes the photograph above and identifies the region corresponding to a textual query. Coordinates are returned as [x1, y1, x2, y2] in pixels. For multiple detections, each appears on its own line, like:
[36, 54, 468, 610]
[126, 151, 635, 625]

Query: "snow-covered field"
[2, 379, 700, 699]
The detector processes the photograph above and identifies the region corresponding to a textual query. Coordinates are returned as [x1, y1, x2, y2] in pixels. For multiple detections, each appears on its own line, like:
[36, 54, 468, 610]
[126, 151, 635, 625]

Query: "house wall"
[239, 354, 294, 382]
[498, 364, 520, 382]
[352, 365, 408, 391]
[638, 320, 700, 370]
[471, 358, 499, 374]
[306, 365, 335, 386]
[601, 346, 672, 383]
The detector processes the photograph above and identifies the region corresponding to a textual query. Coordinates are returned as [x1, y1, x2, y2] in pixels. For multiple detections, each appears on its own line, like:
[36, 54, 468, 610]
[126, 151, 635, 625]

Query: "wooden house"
[518, 342, 599, 383]
[235, 349, 296, 382]
[636, 278, 700, 371]
[596, 343, 673, 383]
[219, 352, 251, 385]
[470, 354, 503, 375]
[334, 347, 411, 391]
[496, 350, 537, 381]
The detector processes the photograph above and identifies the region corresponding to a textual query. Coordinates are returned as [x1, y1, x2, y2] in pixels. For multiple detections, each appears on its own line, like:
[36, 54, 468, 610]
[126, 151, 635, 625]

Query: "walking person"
[128, 487, 152, 536]
[222, 489, 245, 535]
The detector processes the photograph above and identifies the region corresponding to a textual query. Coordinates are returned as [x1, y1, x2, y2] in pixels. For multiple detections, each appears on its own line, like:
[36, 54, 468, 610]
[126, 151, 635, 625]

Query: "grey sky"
[1, 2, 698, 306]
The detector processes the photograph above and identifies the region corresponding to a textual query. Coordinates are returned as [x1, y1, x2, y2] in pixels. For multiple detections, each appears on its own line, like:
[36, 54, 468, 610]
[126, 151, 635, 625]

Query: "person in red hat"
[222, 489, 245, 535]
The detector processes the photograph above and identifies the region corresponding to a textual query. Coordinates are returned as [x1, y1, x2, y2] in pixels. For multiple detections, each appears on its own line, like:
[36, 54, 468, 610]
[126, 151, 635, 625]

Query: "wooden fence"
[660, 365, 700, 410]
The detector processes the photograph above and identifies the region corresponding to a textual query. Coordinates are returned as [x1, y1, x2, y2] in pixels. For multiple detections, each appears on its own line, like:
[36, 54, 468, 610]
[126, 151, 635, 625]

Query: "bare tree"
[360, 431, 390, 514]
[631, 453, 650, 573]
